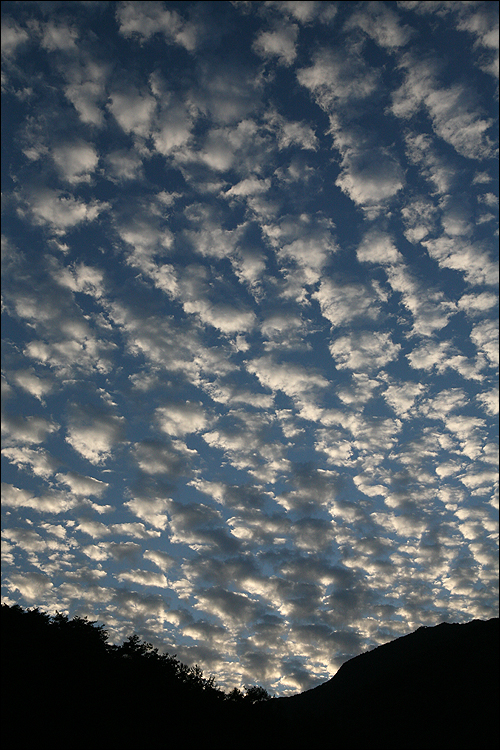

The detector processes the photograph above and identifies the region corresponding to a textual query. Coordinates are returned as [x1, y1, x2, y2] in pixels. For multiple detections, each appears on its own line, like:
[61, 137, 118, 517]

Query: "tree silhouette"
[1, 603, 272, 749]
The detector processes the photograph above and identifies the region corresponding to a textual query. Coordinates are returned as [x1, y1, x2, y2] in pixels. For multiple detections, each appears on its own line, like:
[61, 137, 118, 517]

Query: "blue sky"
[1, 0, 498, 696]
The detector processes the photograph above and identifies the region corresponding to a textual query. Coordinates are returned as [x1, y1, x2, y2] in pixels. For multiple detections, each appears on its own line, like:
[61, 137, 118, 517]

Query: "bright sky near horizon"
[1, 0, 498, 697]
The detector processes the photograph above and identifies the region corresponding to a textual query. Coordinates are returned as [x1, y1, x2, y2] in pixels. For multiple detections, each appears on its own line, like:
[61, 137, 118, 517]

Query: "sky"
[1, 0, 498, 697]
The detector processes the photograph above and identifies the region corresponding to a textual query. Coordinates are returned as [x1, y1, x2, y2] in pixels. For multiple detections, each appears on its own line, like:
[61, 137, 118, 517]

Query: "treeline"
[1, 603, 270, 748]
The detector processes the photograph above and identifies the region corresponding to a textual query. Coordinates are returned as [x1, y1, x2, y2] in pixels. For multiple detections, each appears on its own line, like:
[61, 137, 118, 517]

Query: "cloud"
[51, 141, 99, 184]
[246, 356, 328, 400]
[8, 368, 55, 402]
[403, 131, 457, 196]
[39, 21, 79, 52]
[382, 381, 425, 417]
[329, 331, 401, 372]
[264, 108, 318, 151]
[1, 17, 29, 60]
[153, 100, 194, 155]
[347, 1, 415, 49]
[356, 231, 403, 266]
[470, 320, 499, 367]
[65, 403, 126, 465]
[391, 55, 495, 160]
[1, 446, 59, 479]
[1, 0, 497, 700]
[297, 48, 379, 107]
[63, 59, 109, 126]
[335, 147, 404, 211]
[104, 149, 144, 181]
[253, 22, 299, 66]
[225, 177, 271, 197]
[18, 188, 108, 236]
[54, 261, 105, 299]
[125, 495, 170, 531]
[203, 411, 290, 484]
[116, 1, 199, 51]
[267, 1, 334, 25]
[176, 265, 257, 333]
[108, 89, 156, 137]
[2, 413, 59, 447]
[421, 236, 499, 287]
[116, 569, 170, 588]
[133, 439, 194, 479]
[313, 278, 380, 328]
[1, 483, 78, 514]
[144, 549, 176, 571]
[476, 386, 499, 417]
[56, 472, 109, 498]
[5, 571, 53, 602]
[156, 402, 210, 437]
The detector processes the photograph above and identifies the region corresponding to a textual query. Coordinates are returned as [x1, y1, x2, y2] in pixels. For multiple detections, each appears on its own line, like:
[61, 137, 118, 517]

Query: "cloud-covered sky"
[1, 0, 498, 696]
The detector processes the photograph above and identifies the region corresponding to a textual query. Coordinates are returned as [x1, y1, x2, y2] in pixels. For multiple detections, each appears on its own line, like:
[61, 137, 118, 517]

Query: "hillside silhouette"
[2, 604, 498, 749]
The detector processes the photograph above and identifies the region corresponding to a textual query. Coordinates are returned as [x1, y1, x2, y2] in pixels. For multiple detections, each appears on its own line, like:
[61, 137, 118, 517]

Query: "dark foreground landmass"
[2, 604, 498, 749]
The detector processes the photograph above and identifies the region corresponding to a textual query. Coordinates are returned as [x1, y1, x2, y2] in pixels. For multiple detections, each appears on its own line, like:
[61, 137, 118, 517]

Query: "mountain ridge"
[2, 604, 498, 749]
[246, 617, 499, 750]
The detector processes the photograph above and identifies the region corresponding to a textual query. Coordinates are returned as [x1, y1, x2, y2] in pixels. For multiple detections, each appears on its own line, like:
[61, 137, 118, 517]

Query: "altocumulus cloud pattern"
[1, 1, 498, 696]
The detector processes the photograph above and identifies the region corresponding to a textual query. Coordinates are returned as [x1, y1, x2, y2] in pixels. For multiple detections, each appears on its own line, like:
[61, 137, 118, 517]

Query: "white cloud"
[313, 278, 380, 328]
[458, 292, 498, 317]
[253, 22, 299, 66]
[153, 101, 193, 155]
[470, 319, 499, 367]
[5, 571, 53, 602]
[383, 264, 456, 337]
[63, 60, 109, 127]
[382, 381, 425, 417]
[406, 341, 452, 372]
[422, 236, 499, 287]
[66, 405, 126, 465]
[144, 549, 176, 571]
[329, 331, 401, 372]
[264, 108, 318, 151]
[335, 147, 404, 211]
[56, 472, 109, 498]
[225, 177, 271, 197]
[1, 446, 59, 479]
[401, 198, 438, 244]
[455, 5, 499, 79]
[246, 356, 328, 399]
[297, 48, 379, 107]
[476, 387, 499, 417]
[133, 440, 193, 478]
[40, 21, 79, 51]
[108, 89, 156, 137]
[356, 231, 403, 266]
[2, 413, 59, 447]
[116, 1, 199, 51]
[347, 1, 414, 49]
[116, 569, 170, 588]
[54, 261, 105, 299]
[1, 18, 29, 59]
[391, 55, 495, 160]
[9, 369, 54, 402]
[105, 149, 144, 181]
[125, 496, 170, 530]
[176, 265, 257, 333]
[19, 188, 108, 236]
[156, 402, 209, 437]
[1, 483, 77, 514]
[269, 1, 331, 24]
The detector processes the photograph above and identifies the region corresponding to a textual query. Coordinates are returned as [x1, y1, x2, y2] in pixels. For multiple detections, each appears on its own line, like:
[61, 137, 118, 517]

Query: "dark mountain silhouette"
[2, 604, 498, 749]
[247, 617, 499, 750]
